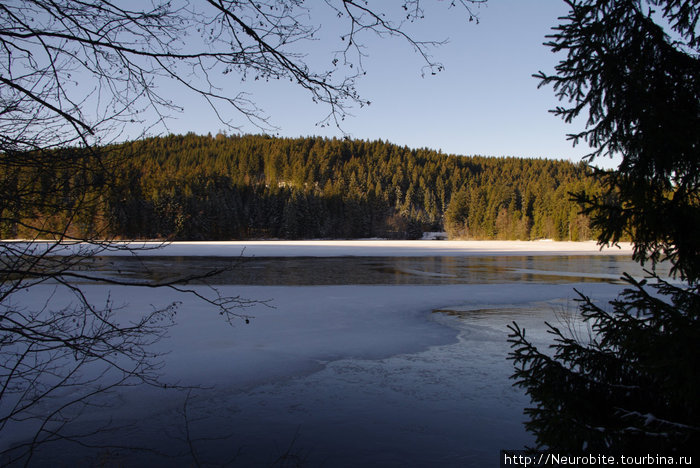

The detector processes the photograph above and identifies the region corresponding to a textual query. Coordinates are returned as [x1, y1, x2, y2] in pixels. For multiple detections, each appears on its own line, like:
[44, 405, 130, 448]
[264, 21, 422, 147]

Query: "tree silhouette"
[509, 0, 699, 454]
[0, 0, 486, 463]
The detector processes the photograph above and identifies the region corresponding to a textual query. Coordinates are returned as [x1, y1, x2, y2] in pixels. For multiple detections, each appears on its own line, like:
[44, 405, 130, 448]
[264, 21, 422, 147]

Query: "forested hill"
[96, 133, 600, 241]
[5, 133, 602, 241]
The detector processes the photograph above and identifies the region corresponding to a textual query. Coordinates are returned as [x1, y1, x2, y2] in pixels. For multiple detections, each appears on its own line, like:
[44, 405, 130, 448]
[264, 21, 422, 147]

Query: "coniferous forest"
[5, 133, 604, 241]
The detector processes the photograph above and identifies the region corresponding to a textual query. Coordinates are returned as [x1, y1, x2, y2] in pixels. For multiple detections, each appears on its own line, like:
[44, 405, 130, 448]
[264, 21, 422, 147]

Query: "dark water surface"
[84, 254, 651, 285]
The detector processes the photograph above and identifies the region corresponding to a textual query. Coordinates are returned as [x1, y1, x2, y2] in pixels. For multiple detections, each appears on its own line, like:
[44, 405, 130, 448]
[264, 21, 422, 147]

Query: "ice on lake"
[4, 241, 648, 467]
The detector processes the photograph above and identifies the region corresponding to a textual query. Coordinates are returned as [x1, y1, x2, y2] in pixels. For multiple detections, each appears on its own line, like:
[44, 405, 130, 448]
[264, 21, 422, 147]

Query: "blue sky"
[163, 1, 616, 168]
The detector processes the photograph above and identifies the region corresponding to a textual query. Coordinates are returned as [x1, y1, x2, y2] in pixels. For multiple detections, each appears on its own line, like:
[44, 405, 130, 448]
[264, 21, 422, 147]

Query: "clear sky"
[160, 1, 616, 168]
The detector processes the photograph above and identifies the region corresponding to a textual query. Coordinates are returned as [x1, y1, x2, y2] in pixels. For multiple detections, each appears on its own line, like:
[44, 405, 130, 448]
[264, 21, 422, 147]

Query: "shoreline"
[2, 239, 634, 257]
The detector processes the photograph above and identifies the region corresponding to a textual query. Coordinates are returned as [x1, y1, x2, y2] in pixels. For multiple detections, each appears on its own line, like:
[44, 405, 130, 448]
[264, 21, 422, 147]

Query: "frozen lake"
[6, 242, 649, 467]
[84, 253, 645, 286]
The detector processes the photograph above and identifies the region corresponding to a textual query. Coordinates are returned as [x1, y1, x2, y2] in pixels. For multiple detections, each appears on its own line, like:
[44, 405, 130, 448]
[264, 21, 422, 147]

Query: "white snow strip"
[2, 239, 634, 257]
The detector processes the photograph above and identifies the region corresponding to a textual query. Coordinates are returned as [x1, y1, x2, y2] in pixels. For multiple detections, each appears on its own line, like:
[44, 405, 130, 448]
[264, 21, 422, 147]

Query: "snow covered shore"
[3, 239, 634, 257]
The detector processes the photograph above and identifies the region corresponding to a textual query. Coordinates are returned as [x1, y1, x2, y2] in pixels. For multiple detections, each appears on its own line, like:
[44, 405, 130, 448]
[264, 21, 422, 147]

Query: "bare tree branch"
[0, 0, 485, 462]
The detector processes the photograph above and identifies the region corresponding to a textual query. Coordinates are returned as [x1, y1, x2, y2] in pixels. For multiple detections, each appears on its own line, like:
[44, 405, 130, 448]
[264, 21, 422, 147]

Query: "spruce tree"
[508, 0, 699, 454]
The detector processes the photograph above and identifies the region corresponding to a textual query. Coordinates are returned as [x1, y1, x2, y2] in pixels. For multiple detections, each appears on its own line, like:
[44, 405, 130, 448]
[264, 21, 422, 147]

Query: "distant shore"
[3, 239, 634, 257]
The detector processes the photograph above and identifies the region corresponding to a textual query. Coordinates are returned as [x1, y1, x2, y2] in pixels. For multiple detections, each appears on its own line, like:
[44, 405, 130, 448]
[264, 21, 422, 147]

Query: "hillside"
[3, 133, 603, 241]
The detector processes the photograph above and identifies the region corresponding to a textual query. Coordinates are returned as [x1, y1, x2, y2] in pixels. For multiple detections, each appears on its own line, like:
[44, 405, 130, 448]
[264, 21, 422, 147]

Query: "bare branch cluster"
[0, 239, 260, 464]
[0, 0, 485, 461]
[1, 0, 484, 152]
[325, 0, 482, 79]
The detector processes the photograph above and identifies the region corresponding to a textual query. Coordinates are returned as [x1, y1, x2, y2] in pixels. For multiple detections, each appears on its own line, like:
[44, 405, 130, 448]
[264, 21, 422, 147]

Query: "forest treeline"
[4, 133, 604, 240]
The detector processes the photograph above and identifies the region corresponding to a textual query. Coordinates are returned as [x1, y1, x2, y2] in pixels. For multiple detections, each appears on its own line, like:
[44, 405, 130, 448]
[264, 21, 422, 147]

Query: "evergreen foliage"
[510, 275, 700, 454]
[508, 0, 699, 455]
[537, 0, 700, 282]
[1, 134, 602, 241]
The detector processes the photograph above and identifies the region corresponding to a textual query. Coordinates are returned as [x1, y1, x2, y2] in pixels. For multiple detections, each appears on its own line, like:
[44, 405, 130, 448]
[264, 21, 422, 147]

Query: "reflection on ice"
[10, 253, 642, 466]
[80, 254, 653, 286]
